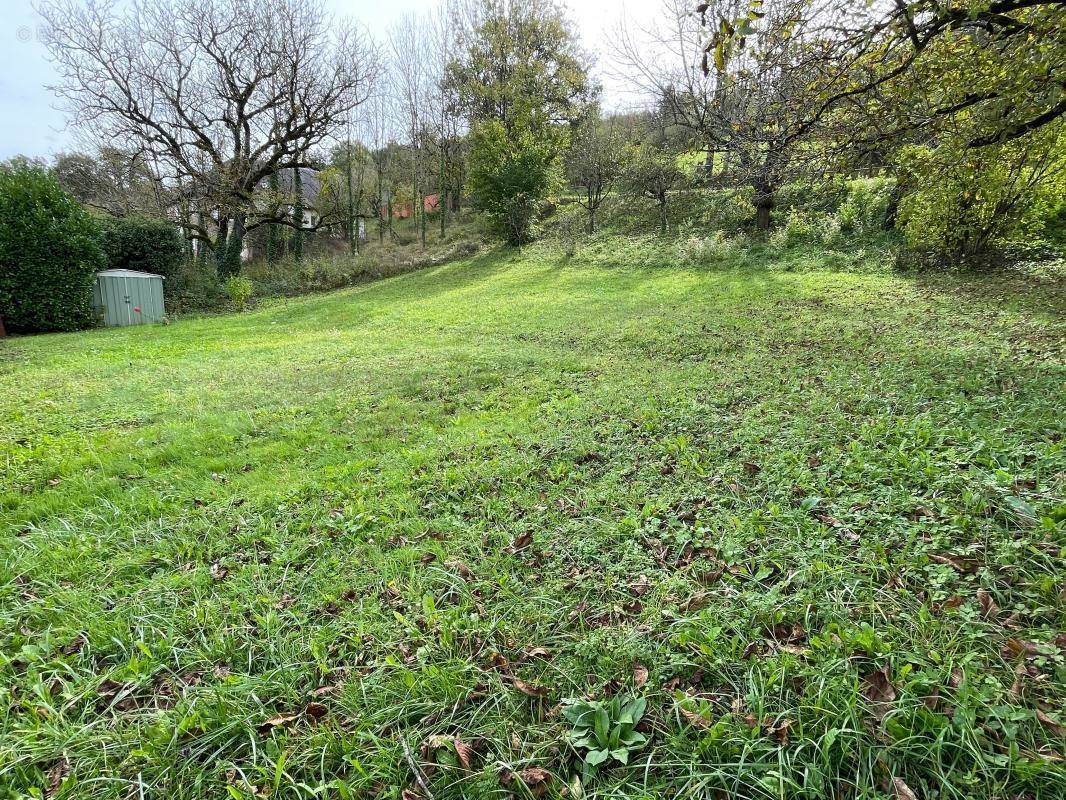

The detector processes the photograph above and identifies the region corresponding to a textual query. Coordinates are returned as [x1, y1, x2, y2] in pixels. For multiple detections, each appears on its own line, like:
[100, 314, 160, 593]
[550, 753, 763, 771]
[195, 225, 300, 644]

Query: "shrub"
[897, 132, 1065, 258]
[99, 216, 185, 297]
[838, 177, 895, 234]
[677, 230, 748, 265]
[0, 164, 104, 333]
[468, 120, 563, 246]
[224, 276, 254, 309]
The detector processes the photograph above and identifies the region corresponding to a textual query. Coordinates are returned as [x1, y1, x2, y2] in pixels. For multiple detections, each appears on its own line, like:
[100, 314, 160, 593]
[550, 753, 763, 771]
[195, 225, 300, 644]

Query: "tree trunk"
[292, 166, 305, 261]
[659, 194, 668, 235]
[222, 212, 245, 277]
[346, 138, 356, 254]
[420, 190, 427, 248]
[215, 213, 229, 274]
[266, 173, 281, 262]
[588, 208, 595, 234]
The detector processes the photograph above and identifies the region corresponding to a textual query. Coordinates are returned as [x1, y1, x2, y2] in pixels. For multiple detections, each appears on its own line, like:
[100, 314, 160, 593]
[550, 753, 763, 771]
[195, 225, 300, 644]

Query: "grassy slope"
[1, 241, 1065, 799]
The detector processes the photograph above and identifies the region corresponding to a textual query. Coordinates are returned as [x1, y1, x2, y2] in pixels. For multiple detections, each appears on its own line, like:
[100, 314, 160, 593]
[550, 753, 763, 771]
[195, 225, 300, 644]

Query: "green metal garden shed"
[92, 269, 165, 327]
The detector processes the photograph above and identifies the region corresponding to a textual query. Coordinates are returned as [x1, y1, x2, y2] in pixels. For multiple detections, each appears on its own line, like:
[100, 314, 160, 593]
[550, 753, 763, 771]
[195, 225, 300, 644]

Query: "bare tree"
[565, 117, 626, 234]
[39, 0, 375, 273]
[389, 13, 436, 248]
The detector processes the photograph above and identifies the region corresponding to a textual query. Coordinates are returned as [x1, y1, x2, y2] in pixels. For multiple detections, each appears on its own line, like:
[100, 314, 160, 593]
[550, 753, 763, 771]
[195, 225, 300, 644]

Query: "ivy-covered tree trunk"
[215, 213, 229, 275]
[222, 212, 245, 277]
[291, 166, 304, 262]
[345, 139, 357, 254]
[266, 172, 282, 262]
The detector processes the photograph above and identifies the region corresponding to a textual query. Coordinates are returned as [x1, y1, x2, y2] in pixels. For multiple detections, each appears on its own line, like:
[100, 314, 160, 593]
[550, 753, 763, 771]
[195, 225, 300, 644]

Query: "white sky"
[0, 0, 661, 160]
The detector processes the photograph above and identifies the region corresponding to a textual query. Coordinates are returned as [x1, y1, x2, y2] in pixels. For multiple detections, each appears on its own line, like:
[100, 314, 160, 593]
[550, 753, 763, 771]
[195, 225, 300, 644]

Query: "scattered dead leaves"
[501, 766, 552, 796]
[861, 663, 896, 720]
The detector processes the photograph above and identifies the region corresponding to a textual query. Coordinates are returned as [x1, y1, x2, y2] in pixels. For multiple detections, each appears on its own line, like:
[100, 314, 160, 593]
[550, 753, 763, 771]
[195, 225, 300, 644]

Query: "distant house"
[381, 191, 453, 220]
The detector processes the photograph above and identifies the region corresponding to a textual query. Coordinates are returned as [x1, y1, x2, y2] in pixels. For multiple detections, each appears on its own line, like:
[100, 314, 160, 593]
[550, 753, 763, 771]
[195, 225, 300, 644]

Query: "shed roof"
[97, 269, 165, 279]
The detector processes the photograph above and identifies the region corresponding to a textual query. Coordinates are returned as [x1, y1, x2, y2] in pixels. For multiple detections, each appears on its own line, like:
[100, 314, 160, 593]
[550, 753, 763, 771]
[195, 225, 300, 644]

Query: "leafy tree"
[566, 119, 627, 234]
[0, 165, 104, 333]
[625, 141, 687, 235]
[447, 0, 593, 135]
[468, 120, 562, 245]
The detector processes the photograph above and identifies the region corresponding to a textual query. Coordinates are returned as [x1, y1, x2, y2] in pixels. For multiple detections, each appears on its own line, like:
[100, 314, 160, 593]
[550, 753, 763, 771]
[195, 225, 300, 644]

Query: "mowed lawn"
[2, 247, 1065, 799]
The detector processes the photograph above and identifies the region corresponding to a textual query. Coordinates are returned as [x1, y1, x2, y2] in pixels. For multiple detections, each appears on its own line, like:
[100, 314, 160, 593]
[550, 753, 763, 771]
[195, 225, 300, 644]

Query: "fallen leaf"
[929, 553, 978, 574]
[892, 776, 918, 800]
[526, 646, 551, 659]
[502, 766, 553, 797]
[764, 717, 793, 746]
[209, 562, 229, 581]
[400, 789, 423, 800]
[976, 588, 998, 619]
[258, 713, 299, 733]
[304, 702, 328, 720]
[44, 759, 69, 799]
[1036, 709, 1066, 738]
[633, 662, 649, 689]
[513, 679, 548, 698]
[862, 664, 896, 720]
[742, 462, 761, 476]
[447, 560, 475, 580]
[454, 737, 475, 770]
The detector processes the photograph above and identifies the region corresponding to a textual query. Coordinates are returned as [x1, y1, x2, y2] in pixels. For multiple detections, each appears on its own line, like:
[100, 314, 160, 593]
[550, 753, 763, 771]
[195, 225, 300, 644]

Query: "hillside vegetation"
[2, 234, 1064, 799]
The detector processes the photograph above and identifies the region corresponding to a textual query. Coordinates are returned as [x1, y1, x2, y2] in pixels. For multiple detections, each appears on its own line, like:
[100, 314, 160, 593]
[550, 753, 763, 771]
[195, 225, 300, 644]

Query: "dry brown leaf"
[502, 766, 553, 797]
[454, 738, 475, 770]
[892, 776, 918, 800]
[633, 662, 649, 689]
[446, 560, 475, 580]
[679, 705, 712, 729]
[976, 588, 998, 619]
[304, 702, 328, 720]
[929, 553, 978, 574]
[209, 562, 229, 581]
[513, 679, 548, 698]
[44, 759, 69, 799]
[1036, 709, 1066, 738]
[765, 717, 793, 746]
[400, 789, 423, 800]
[526, 646, 551, 659]
[862, 664, 896, 720]
[258, 713, 299, 733]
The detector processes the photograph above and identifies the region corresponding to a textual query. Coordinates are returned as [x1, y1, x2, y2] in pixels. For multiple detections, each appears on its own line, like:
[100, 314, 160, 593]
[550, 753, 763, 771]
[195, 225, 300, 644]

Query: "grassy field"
[2, 238, 1065, 799]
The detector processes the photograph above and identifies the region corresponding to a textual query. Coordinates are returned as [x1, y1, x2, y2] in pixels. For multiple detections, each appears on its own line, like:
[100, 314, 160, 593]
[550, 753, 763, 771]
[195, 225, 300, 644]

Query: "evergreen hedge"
[99, 216, 185, 294]
[0, 165, 104, 333]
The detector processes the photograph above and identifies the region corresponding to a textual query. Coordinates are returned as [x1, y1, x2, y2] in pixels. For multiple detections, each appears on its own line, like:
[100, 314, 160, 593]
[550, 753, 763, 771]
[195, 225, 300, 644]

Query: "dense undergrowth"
[1, 198, 1064, 799]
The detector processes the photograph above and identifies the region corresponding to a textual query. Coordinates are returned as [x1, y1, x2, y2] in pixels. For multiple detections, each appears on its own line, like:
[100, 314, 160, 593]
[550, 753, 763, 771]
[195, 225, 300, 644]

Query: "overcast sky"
[0, 0, 659, 161]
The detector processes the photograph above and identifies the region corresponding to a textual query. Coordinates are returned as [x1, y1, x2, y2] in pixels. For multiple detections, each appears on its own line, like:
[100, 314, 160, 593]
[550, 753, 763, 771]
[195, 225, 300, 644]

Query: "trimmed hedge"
[0, 165, 104, 333]
[99, 216, 185, 295]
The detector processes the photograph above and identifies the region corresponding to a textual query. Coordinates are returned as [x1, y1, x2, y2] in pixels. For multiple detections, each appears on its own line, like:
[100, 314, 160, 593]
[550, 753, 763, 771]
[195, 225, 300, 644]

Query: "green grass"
[2, 236, 1065, 799]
